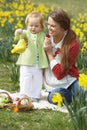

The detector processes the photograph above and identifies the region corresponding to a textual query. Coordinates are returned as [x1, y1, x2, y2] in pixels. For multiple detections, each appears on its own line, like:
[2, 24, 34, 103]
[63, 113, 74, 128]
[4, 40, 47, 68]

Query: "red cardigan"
[52, 40, 80, 80]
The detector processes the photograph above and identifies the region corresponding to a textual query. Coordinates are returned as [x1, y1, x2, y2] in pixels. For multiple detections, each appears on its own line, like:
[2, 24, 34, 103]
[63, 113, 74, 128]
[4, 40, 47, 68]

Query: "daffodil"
[79, 74, 87, 90]
[52, 93, 63, 107]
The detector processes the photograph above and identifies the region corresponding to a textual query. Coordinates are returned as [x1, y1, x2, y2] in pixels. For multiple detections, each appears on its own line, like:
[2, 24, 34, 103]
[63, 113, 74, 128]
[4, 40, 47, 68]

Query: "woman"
[43, 9, 80, 104]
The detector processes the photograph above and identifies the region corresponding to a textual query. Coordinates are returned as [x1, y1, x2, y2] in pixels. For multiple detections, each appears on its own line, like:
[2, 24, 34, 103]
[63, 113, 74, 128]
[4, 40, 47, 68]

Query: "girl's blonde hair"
[25, 12, 45, 30]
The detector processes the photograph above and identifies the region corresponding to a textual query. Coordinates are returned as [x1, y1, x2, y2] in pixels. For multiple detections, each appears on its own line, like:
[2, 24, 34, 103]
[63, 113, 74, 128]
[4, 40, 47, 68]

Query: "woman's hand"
[43, 37, 54, 61]
[43, 37, 52, 51]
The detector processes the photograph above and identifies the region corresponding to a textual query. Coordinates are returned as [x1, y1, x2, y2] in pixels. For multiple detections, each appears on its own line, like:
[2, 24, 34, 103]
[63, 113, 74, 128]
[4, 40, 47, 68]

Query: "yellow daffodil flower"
[79, 74, 87, 90]
[52, 93, 63, 107]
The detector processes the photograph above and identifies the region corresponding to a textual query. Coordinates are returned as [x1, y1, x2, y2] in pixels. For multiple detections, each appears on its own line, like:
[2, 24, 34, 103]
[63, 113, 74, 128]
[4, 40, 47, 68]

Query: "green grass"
[31, 0, 87, 17]
[0, 60, 73, 130]
[0, 109, 72, 130]
[0, 0, 87, 129]
[0, 60, 19, 92]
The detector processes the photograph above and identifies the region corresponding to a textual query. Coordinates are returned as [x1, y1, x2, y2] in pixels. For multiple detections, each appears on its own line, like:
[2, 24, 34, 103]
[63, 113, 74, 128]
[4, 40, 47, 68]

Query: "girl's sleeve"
[15, 30, 27, 40]
[14, 30, 20, 39]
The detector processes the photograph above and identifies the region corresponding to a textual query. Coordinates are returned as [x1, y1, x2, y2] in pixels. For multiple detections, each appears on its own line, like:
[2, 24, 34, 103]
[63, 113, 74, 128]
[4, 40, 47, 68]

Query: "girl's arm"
[15, 29, 27, 40]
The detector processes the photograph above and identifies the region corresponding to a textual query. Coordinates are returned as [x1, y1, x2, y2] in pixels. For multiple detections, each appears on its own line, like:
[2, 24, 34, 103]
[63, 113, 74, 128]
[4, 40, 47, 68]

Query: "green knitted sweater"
[15, 30, 48, 68]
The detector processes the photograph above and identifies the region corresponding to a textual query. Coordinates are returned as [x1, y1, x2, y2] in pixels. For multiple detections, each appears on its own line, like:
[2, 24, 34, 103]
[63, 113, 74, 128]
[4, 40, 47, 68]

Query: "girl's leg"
[32, 66, 43, 99]
[20, 65, 33, 97]
[20, 65, 43, 99]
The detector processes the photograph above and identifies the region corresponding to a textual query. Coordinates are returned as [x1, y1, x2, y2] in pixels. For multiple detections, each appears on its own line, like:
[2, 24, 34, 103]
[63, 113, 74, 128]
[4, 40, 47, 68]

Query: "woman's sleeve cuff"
[50, 59, 58, 69]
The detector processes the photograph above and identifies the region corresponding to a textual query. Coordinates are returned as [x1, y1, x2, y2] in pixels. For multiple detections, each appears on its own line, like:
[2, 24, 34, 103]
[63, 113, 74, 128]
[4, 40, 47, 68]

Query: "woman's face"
[47, 17, 64, 37]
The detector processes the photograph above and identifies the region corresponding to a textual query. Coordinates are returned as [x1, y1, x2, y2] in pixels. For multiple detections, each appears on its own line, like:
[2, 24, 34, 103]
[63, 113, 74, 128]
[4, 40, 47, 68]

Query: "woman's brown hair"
[49, 10, 76, 72]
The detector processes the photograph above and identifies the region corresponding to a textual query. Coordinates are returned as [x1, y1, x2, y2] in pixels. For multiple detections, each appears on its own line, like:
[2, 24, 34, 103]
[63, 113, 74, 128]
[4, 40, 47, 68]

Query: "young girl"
[15, 12, 48, 101]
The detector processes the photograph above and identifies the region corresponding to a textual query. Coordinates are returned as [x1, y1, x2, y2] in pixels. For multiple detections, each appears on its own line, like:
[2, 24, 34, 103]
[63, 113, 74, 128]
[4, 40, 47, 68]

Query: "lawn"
[0, 0, 87, 130]
[31, 0, 87, 17]
[0, 109, 72, 130]
[0, 59, 72, 130]
[0, 60, 73, 130]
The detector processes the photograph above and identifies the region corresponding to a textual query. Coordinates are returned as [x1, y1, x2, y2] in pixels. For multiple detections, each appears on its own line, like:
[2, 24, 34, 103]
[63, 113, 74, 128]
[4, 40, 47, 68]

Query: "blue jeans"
[48, 80, 79, 104]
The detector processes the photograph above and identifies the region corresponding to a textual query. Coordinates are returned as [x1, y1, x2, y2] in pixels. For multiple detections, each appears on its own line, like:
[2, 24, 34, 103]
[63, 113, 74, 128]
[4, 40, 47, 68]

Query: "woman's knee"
[48, 88, 72, 104]
[48, 88, 63, 104]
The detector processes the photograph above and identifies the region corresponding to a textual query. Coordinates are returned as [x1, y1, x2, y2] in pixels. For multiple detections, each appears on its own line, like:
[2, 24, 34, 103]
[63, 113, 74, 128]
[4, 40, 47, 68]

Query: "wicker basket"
[15, 98, 34, 111]
[0, 92, 34, 111]
[0, 91, 14, 109]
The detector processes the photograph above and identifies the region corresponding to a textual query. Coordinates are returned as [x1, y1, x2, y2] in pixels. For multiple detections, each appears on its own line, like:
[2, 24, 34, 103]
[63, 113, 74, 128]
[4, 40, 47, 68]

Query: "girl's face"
[47, 17, 64, 37]
[27, 17, 42, 34]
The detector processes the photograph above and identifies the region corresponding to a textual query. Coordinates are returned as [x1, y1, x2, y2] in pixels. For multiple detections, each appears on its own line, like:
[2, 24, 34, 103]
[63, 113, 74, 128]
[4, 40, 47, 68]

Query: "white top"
[44, 35, 77, 92]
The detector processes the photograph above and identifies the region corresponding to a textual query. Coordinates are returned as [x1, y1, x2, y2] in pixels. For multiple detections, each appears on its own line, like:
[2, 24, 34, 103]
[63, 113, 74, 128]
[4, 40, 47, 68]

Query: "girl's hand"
[16, 28, 23, 35]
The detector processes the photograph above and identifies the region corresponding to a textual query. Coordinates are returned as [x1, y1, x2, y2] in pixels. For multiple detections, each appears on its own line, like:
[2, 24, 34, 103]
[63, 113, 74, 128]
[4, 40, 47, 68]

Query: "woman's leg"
[68, 80, 80, 98]
[69, 80, 87, 101]
[48, 80, 81, 105]
[48, 87, 72, 104]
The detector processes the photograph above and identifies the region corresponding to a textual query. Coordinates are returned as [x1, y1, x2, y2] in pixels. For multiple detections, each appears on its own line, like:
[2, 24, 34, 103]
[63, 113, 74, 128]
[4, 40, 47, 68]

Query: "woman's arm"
[44, 39, 80, 80]
[51, 40, 80, 79]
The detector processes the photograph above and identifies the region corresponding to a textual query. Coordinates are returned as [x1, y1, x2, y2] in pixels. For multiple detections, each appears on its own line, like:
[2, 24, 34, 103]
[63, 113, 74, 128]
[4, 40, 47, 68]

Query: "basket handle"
[0, 91, 13, 103]
[19, 97, 29, 102]
[17, 97, 32, 106]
